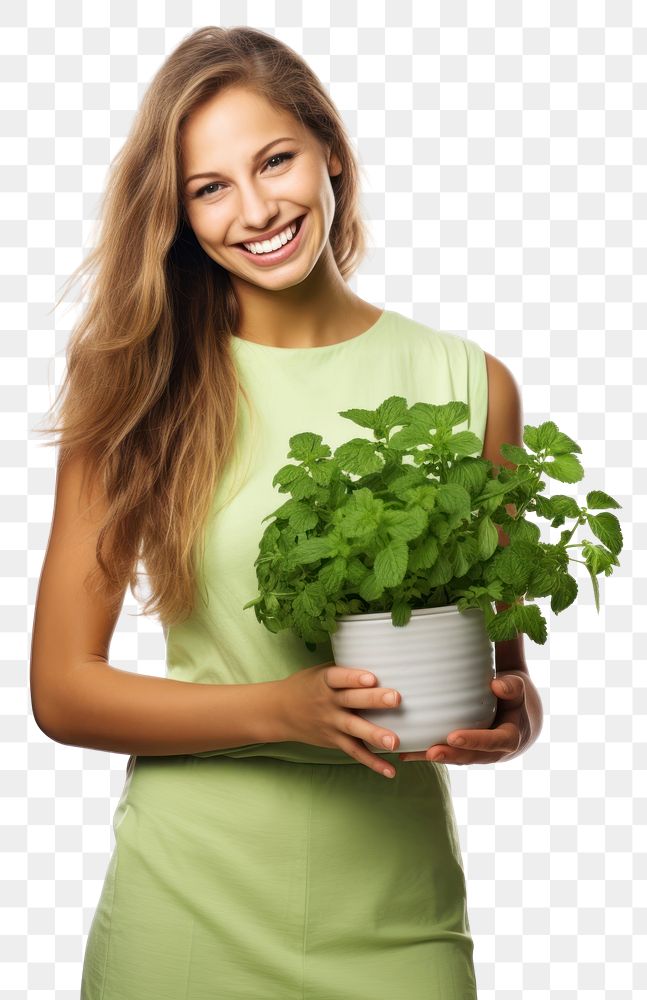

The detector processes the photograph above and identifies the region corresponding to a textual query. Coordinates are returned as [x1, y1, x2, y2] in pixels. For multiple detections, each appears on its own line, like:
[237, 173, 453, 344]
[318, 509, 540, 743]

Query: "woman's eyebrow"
[184, 137, 297, 186]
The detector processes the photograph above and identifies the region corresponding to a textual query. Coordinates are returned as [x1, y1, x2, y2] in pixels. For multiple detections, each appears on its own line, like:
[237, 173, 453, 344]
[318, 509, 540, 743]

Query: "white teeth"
[243, 218, 299, 254]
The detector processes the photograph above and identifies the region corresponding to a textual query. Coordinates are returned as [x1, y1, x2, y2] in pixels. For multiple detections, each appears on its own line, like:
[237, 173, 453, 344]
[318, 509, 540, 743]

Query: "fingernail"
[382, 735, 394, 749]
[450, 736, 465, 746]
[497, 679, 509, 693]
[360, 673, 375, 685]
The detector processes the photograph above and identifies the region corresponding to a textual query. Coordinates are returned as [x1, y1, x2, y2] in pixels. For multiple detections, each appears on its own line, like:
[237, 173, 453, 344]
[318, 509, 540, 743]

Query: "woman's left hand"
[398, 673, 532, 764]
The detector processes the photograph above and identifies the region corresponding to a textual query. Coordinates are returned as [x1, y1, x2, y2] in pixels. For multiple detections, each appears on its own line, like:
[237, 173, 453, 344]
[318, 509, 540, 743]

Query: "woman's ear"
[327, 149, 343, 178]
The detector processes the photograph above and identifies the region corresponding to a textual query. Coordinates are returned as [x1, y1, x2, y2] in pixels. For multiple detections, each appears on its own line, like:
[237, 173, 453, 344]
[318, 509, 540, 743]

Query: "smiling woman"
[30, 23, 490, 1000]
[179, 84, 345, 297]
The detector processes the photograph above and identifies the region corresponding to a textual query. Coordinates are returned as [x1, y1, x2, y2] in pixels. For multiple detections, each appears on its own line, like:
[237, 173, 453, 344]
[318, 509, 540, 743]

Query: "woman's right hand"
[278, 662, 401, 777]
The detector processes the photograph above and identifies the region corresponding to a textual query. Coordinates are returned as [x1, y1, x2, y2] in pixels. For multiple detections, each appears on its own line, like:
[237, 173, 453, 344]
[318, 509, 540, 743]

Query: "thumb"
[493, 675, 516, 696]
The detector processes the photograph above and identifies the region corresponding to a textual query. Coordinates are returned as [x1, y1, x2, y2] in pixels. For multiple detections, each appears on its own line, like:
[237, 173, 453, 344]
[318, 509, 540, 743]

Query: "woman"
[30, 24, 542, 999]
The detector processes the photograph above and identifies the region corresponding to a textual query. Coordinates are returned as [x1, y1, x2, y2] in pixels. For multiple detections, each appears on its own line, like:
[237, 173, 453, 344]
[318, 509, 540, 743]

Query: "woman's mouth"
[233, 214, 307, 267]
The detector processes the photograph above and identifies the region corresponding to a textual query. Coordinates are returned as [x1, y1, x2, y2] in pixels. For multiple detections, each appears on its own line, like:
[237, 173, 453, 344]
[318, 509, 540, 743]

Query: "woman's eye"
[193, 152, 295, 199]
[265, 152, 295, 170]
[194, 181, 223, 198]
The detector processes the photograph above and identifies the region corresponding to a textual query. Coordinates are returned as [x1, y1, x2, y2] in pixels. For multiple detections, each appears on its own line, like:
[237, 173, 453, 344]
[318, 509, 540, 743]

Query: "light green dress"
[81, 309, 488, 999]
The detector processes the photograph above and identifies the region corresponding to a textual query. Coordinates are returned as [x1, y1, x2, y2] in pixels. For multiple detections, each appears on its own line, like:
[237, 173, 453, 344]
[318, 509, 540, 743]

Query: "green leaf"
[535, 421, 560, 451]
[525, 556, 555, 598]
[586, 490, 621, 510]
[499, 443, 533, 466]
[487, 603, 547, 644]
[515, 603, 548, 644]
[425, 550, 454, 586]
[548, 431, 582, 455]
[542, 454, 584, 483]
[491, 544, 533, 590]
[444, 456, 489, 495]
[287, 432, 331, 462]
[435, 482, 472, 518]
[584, 559, 600, 612]
[272, 463, 308, 490]
[358, 570, 383, 602]
[373, 540, 409, 587]
[288, 502, 319, 532]
[582, 540, 619, 578]
[383, 506, 428, 542]
[293, 581, 328, 617]
[408, 400, 469, 431]
[477, 515, 500, 560]
[452, 535, 480, 577]
[548, 494, 582, 519]
[522, 424, 541, 453]
[447, 430, 483, 457]
[318, 556, 348, 595]
[391, 599, 412, 627]
[337, 406, 377, 430]
[409, 535, 440, 571]
[506, 517, 541, 545]
[532, 420, 581, 455]
[290, 536, 337, 565]
[333, 438, 384, 475]
[376, 395, 409, 429]
[388, 423, 432, 451]
[487, 605, 519, 641]
[550, 572, 578, 614]
[587, 512, 623, 555]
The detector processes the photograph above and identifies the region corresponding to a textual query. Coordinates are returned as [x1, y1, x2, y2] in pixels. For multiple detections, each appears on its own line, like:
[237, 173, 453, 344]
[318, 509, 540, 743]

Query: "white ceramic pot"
[330, 604, 498, 753]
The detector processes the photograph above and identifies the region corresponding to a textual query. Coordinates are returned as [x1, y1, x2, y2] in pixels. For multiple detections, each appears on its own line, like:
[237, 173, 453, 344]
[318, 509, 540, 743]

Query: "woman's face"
[180, 86, 342, 291]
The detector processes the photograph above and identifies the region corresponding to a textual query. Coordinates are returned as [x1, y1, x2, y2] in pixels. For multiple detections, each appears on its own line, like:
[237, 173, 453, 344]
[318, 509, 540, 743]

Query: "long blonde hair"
[35, 25, 370, 627]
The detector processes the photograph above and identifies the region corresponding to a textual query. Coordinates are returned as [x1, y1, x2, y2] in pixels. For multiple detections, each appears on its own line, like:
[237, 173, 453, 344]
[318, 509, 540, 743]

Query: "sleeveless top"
[163, 308, 489, 765]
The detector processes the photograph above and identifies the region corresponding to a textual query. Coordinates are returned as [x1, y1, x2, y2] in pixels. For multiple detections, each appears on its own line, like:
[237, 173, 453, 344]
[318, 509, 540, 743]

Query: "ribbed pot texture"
[330, 604, 498, 753]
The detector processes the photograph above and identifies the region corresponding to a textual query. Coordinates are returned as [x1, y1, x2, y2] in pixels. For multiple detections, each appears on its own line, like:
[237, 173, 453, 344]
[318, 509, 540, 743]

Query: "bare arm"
[29, 448, 284, 756]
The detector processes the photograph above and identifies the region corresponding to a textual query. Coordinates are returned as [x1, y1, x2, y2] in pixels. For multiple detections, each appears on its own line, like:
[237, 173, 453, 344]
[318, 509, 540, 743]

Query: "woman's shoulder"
[386, 309, 484, 355]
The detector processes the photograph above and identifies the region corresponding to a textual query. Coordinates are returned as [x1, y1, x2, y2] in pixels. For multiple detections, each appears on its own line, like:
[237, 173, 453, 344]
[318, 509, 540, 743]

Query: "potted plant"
[243, 396, 623, 752]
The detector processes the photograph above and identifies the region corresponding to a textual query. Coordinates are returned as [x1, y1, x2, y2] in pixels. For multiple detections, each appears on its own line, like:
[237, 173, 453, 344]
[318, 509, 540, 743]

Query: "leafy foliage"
[243, 398, 623, 651]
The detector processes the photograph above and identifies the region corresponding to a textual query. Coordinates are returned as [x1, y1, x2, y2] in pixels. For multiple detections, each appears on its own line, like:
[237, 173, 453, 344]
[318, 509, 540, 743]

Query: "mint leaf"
[499, 442, 532, 465]
[477, 515, 500, 560]
[487, 605, 519, 641]
[586, 490, 621, 510]
[375, 395, 409, 429]
[586, 512, 623, 555]
[373, 540, 409, 588]
[550, 572, 578, 614]
[444, 456, 489, 495]
[543, 454, 584, 483]
[522, 424, 541, 453]
[581, 541, 615, 575]
[435, 482, 472, 518]
[548, 494, 582, 519]
[288, 432, 331, 462]
[333, 438, 384, 475]
[506, 517, 541, 545]
[337, 406, 377, 430]
[515, 603, 548, 643]
[447, 430, 483, 457]
[246, 395, 623, 648]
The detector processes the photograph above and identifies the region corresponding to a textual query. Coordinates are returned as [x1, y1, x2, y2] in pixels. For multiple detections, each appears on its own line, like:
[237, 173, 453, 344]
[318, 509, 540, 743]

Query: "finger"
[340, 709, 400, 753]
[325, 665, 376, 689]
[446, 722, 521, 754]
[492, 675, 525, 703]
[336, 686, 401, 710]
[337, 732, 397, 778]
[424, 748, 505, 765]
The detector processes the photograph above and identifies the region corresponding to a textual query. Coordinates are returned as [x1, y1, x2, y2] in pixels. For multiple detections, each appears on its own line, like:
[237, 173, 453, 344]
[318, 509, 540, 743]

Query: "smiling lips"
[235, 214, 304, 252]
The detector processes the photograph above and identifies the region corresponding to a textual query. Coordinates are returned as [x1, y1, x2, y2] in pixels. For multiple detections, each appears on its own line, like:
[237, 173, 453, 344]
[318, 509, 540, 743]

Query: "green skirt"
[80, 753, 477, 999]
